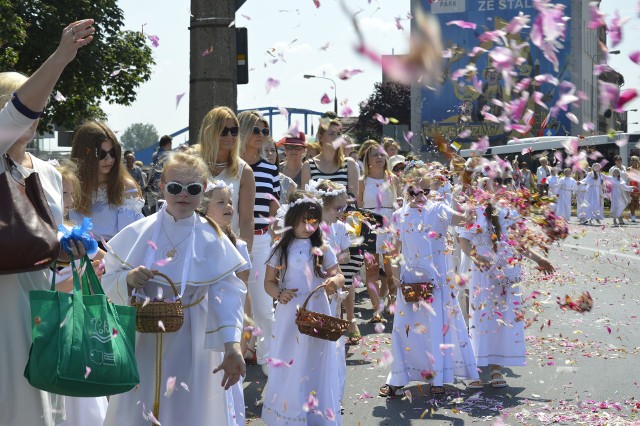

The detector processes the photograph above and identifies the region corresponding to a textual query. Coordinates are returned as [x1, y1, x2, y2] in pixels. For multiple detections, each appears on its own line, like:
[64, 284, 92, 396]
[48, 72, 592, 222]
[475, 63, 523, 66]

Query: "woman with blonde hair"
[0, 19, 94, 425]
[358, 141, 402, 322]
[237, 110, 280, 375]
[198, 106, 255, 249]
[70, 121, 144, 244]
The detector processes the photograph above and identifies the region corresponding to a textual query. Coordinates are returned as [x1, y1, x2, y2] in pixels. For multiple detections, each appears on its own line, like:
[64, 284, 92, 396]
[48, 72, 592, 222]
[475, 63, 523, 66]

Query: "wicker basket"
[401, 282, 434, 303]
[131, 270, 184, 333]
[295, 284, 349, 341]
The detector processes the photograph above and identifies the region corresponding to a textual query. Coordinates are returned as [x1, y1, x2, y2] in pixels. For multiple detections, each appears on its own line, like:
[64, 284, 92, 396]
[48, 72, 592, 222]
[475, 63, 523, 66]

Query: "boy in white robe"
[102, 153, 247, 426]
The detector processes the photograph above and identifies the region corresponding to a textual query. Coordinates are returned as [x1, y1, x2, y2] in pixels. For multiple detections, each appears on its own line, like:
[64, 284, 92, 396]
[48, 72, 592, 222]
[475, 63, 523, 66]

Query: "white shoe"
[596, 219, 601, 225]
[261, 364, 269, 377]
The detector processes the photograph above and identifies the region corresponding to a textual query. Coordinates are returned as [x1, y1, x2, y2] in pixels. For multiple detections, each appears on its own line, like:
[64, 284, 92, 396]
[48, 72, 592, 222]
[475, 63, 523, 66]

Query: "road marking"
[562, 243, 640, 261]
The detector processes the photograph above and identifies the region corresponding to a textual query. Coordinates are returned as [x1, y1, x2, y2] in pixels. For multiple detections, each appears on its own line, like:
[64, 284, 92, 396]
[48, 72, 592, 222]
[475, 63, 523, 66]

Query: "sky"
[100, 0, 640, 146]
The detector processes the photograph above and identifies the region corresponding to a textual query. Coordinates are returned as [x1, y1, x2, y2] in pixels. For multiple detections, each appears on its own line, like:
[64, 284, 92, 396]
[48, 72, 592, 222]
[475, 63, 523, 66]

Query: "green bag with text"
[24, 255, 139, 397]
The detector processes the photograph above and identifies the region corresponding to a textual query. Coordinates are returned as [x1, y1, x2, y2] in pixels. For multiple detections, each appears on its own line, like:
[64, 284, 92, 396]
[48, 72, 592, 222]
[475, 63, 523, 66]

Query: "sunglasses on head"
[165, 181, 204, 196]
[408, 187, 430, 197]
[494, 177, 513, 185]
[252, 127, 270, 136]
[97, 148, 116, 160]
[220, 126, 239, 137]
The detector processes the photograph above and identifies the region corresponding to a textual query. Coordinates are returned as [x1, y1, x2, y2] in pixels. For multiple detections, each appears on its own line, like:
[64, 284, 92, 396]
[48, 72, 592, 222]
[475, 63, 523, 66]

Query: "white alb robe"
[605, 176, 634, 218]
[581, 172, 605, 221]
[102, 208, 247, 426]
[386, 202, 478, 388]
[554, 177, 576, 221]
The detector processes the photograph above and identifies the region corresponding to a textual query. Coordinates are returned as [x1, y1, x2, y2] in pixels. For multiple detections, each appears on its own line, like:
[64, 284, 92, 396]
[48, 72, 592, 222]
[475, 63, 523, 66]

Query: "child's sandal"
[490, 369, 507, 388]
[379, 384, 404, 397]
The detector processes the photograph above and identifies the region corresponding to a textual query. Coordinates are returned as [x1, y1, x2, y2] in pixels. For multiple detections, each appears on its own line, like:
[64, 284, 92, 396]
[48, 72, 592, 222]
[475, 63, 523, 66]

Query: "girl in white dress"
[459, 173, 554, 389]
[554, 168, 577, 222]
[575, 169, 588, 224]
[581, 163, 605, 224]
[102, 152, 247, 426]
[311, 179, 352, 404]
[358, 142, 401, 322]
[380, 167, 479, 398]
[205, 180, 251, 425]
[69, 121, 144, 244]
[262, 191, 345, 425]
[605, 168, 634, 226]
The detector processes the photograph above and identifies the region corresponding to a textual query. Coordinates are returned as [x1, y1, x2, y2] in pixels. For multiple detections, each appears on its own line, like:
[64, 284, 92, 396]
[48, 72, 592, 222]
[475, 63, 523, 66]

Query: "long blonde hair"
[238, 110, 269, 156]
[316, 118, 345, 168]
[198, 106, 241, 176]
[360, 141, 390, 179]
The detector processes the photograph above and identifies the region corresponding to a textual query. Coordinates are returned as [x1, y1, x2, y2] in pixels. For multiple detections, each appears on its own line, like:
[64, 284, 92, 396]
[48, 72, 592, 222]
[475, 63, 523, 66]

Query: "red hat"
[278, 131, 306, 147]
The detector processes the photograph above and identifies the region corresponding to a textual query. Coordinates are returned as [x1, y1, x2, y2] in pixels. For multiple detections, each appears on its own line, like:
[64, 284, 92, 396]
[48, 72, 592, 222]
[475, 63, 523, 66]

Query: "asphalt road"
[244, 217, 640, 425]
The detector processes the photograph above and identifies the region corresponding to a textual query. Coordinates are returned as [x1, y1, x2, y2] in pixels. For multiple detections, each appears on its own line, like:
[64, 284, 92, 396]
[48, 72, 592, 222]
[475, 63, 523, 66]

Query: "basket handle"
[150, 270, 180, 298]
[299, 284, 326, 312]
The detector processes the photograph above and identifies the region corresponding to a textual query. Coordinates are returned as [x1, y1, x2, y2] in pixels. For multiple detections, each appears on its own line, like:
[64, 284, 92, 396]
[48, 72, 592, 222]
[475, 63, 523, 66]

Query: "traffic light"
[237, 27, 248, 85]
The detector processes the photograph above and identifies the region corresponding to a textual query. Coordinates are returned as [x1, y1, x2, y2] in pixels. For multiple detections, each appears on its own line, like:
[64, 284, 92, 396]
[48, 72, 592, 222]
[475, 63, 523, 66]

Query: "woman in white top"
[70, 121, 144, 243]
[0, 19, 94, 426]
[358, 141, 401, 322]
[198, 106, 255, 251]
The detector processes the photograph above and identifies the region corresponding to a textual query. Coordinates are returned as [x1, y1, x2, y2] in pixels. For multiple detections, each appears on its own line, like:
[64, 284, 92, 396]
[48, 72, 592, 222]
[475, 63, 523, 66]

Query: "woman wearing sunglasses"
[237, 110, 280, 376]
[70, 121, 143, 246]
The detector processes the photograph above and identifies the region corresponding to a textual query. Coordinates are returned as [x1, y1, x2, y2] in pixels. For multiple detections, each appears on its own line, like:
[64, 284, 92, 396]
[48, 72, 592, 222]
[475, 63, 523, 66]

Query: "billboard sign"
[419, 0, 572, 146]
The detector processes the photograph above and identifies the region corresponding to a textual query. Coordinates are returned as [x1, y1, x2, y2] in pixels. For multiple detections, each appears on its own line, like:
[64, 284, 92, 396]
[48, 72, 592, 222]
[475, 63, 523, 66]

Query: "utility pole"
[189, 0, 240, 141]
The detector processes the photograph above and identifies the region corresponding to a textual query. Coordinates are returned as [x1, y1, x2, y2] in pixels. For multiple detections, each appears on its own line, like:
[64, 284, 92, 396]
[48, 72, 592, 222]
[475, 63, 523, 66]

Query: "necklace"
[161, 221, 191, 259]
[214, 162, 228, 168]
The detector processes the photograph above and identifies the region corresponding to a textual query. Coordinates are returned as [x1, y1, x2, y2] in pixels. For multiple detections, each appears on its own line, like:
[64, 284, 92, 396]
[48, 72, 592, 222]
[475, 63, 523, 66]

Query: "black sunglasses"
[165, 181, 204, 196]
[408, 187, 430, 197]
[220, 126, 239, 137]
[252, 126, 270, 136]
[494, 177, 513, 185]
[97, 148, 116, 160]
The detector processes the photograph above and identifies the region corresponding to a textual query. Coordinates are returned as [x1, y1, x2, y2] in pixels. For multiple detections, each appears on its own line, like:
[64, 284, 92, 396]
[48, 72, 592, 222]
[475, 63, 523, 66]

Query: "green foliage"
[120, 122, 159, 151]
[353, 82, 410, 143]
[0, 1, 26, 70]
[0, 0, 155, 132]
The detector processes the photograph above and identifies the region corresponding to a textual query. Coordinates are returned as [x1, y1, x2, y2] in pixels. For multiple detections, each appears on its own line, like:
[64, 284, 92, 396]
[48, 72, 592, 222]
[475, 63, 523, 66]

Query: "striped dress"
[308, 158, 362, 286]
[250, 159, 281, 231]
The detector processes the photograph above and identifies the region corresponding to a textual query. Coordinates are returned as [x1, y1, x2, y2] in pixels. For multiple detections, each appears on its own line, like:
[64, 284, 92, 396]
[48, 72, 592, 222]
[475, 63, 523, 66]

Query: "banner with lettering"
[419, 0, 572, 146]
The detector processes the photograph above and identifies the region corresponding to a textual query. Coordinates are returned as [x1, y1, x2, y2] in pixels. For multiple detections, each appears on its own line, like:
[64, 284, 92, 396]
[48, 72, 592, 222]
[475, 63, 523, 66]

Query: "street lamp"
[303, 74, 338, 114]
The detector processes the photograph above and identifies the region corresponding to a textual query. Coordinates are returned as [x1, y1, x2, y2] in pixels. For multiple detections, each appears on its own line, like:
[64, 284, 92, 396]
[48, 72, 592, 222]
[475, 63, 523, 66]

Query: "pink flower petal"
[320, 93, 331, 104]
[265, 77, 280, 94]
[147, 34, 159, 48]
[373, 113, 389, 124]
[446, 20, 476, 30]
[164, 376, 176, 398]
[147, 240, 158, 250]
[313, 0, 320, 8]
[84, 366, 91, 379]
[629, 51, 640, 65]
[175, 92, 185, 109]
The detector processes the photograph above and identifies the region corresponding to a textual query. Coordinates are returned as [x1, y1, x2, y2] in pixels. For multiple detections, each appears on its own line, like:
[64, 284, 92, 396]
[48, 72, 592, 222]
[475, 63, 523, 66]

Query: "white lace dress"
[70, 187, 144, 241]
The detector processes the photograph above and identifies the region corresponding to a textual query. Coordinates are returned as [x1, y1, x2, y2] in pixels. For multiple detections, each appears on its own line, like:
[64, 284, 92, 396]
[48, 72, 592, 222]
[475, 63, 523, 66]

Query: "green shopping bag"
[24, 255, 139, 397]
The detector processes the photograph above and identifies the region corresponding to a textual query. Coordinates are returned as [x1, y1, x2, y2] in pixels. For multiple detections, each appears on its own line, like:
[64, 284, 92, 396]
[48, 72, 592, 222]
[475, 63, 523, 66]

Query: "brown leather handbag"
[0, 155, 59, 274]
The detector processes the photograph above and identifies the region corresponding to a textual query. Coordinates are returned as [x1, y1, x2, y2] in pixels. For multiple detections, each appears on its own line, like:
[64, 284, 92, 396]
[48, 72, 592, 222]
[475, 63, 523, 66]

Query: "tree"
[353, 82, 410, 143]
[121, 123, 159, 152]
[0, 0, 155, 132]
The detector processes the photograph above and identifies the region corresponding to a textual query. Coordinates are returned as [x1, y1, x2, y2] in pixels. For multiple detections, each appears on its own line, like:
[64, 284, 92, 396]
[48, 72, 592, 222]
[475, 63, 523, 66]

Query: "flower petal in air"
[320, 93, 331, 104]
[446, 20, 476, 30]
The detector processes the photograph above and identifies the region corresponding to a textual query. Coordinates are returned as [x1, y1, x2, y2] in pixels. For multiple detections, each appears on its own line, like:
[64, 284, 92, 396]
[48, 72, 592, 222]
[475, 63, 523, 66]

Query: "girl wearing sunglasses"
[380, 165, 479, 398]
[70, 121, 144, 245]
[102, 152, 247, 426]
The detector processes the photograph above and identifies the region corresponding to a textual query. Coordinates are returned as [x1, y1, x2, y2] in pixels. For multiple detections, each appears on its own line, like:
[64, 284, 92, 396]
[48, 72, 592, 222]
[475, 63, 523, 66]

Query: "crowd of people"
[1, 19, 637, 426]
